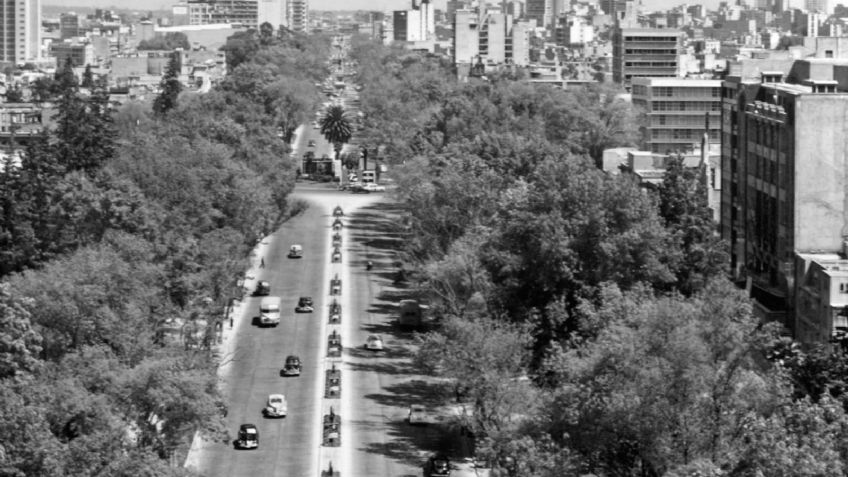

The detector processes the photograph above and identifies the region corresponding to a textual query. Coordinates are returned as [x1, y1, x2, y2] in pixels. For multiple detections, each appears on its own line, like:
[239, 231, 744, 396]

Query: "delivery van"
[259, 296, 282, 327]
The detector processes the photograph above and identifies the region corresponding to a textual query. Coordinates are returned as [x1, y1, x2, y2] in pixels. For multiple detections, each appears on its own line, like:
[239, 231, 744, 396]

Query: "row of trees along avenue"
[349, 35, 848, 476]
[0, 26, 328, 475]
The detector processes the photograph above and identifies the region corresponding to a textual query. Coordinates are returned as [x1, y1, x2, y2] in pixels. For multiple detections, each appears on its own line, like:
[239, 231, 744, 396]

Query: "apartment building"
[50, 42, 95, 67]
[453, 9, 532, 67]
[0, 0, 41, 64]
[720, 58, 848, 343]
[613, 26, 684, 87]
[393, 0, 434, 43]
[287, 0, 308, 32]
[526, 0, 552, 28]
[187, 0, 259, 28]
[631, 77, 721, 154]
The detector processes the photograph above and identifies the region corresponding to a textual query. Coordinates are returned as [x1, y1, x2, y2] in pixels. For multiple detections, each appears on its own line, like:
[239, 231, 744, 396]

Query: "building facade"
[50, 42, 95, 67]
[392, 0, 434, 42]
[258, 0, 285, 30]
[720, 60, 848, 342]
[631, 77, 722, 154]
[525, 0, 552, 28]
[0, 0, 41, 64]
[613, 27, 683, 87]
[287, 0, 308, 32]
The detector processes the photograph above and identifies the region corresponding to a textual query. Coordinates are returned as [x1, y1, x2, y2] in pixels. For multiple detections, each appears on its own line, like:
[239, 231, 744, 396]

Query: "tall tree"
[81, 64, 94, 88]
[54, 76, 116, 176]
[153, 52, 183, 116]
[658, 154, 727, 295]
[319, 104, 353, 171]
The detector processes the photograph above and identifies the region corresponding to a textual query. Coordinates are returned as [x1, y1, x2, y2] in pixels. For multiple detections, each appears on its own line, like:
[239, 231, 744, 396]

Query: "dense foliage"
[349, 36, 848, 475]
[0, 28, 328, 475]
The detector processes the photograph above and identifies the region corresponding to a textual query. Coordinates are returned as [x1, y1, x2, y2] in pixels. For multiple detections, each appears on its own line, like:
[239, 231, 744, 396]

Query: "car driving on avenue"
[425, 454, 451, 477]
[259, 296, 281, 327]
[235, 424, 259, 449]
[364, 334, 384, 351]
[263, 394, 287, 418]
[282, 355, 302, 376]
[253, 280, 270, 296]
[288, 244, 303, 258]
[295, 296, 314, 313]
[407, 405, 427, 425]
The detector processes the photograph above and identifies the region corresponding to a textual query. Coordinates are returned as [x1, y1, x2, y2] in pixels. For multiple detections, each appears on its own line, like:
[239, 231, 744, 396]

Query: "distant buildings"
[287, 0, 308, 32]
[453, 8, 534, 68]
[631, 77, 722, 154]
[0, 0, 41, 64]
[393, 0, 435, 50]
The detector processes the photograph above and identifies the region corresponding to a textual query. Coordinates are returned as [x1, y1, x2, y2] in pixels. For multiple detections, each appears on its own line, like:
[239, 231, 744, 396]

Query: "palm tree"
[319, 105, 353, 181]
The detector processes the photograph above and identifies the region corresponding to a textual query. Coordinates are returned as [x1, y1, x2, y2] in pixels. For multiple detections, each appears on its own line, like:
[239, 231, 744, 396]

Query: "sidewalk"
[183, 235, 275, 471]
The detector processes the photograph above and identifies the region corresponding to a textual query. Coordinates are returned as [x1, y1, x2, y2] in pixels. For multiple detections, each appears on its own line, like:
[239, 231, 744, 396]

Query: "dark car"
[308, 140, 316, 147]
[295, 296, 314, 313]
[350, 184, 369, 194]
[425, 454, 451, 477]
[235, 423, 259, 449]
[282, 355, 302, 376]
[253, 280, 270, 296]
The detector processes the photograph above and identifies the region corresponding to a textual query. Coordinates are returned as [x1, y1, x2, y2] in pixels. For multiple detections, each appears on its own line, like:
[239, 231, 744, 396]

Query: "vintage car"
[330, 274, 341, 295]
[332, 248, 341, 263]
[288, 244, 303, 258]
[263, 394, 287, 418]
[295, 296, 314, 313]
[253, 280, 271, 296]
[425, 455, 451, 477]
[364, 334, 384, 352]
[235, 423, 259, 449]
[282, 355, 302, 376]
[333, 205, 344, 217]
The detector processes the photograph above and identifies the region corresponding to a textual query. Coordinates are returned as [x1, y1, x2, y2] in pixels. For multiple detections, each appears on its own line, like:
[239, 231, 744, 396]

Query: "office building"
[720, 58, 848, 344]
[258, 0, 285, 30]
[50, 42, 95, 67]
[186, 0, 259, 28]
[612, 26, 684, 87]
[393, 0, 434, 42]
[454, 9, 532, 67]
[805, 0, 832, 13]
[631, 77, 722, 155]
[0, 0, 41, 64]
[526, 0, 552, 28]
[287, 0, 308, 32]
[60, 13, 81, 39]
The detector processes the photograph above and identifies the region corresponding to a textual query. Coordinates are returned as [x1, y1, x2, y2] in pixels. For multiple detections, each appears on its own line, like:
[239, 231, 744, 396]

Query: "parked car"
[308, 140, 316, 147]
[263, 394, 287, 418]
[253, 280, 270, 296]
[364, 334, 384, 351]
[425, 454, 451, 477]
[350, 184, 369, 194]
[235, 423, 259, 449]
[295, 297, 314, 313]
[282, 355, 302, 376]
[362, 183, 386, 192]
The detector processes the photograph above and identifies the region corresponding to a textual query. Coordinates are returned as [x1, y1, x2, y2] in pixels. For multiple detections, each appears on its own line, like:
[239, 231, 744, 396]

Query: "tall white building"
[393, 0, 434, 42]
[0, 0, 41, 64]
[287, 0, 308, 32]
[805, 0, 832, 13]
[453, 9, 532, 67]
[258, 0, 285, 30]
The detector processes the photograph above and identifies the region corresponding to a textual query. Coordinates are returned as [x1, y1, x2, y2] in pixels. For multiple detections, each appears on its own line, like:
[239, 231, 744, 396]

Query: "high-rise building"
[0, 0, 40, 64]
[804, 0, 832, 13]
[631, 77, 722, 155]
[453, 9, 531, 67]
[392, 0, 434, 42]
[526, 0, 552, 28]
[287, 0, 308, 32]
[60, 13, 80, 39]
[720, 58, 848, 342]
[258, 0, 285, 30]
[187, 0, 258, 28]
[612, 26, 684, 87]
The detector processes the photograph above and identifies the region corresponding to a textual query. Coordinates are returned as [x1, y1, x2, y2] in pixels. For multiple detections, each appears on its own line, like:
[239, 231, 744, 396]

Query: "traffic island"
[325, 363, 341, 398]
[327, 330, 342, 358]
[329, 300, 341, 324]
[322, 407, 341, 447]
[330, 274, 341, 295]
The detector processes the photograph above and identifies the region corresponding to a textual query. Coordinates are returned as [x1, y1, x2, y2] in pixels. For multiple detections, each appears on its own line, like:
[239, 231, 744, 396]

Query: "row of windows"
[651, 129, 720, 140]
[651, 86, 721, 98]
[625, 61, 677, 68]
[652, 101, 722, 112]
[653, 115, 720, 126]
[624, 48, 677, 55]
[623, 36, 679, 42]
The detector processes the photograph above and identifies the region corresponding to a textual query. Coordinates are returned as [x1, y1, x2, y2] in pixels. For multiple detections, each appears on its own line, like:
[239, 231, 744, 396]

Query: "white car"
[362, 183, 386, 192]
[364, 334, 384, 351]
[408, 405, 427, 425]
[263, 394, 287, 418]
